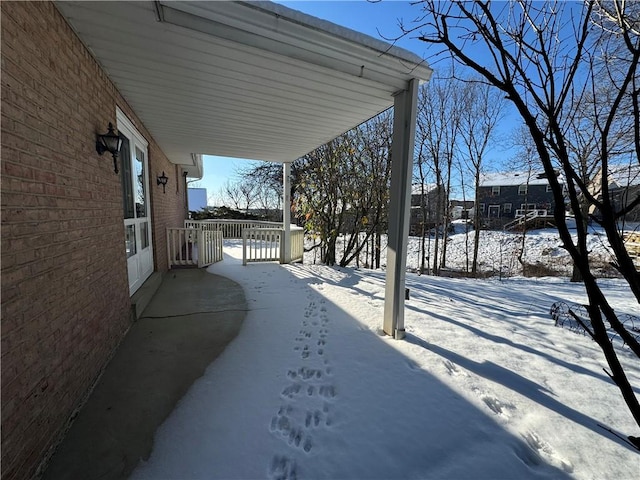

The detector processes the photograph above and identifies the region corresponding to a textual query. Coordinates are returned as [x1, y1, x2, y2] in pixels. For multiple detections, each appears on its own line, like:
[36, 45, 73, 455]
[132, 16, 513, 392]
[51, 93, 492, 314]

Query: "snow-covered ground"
[131, 241, 639, 480]
[307, 222, 631, 278]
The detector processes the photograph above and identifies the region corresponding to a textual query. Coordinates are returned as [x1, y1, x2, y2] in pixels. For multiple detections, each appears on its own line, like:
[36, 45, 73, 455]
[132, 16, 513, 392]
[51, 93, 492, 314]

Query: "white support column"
[282, 162, 292, 264]
[383, 79, 419, 339]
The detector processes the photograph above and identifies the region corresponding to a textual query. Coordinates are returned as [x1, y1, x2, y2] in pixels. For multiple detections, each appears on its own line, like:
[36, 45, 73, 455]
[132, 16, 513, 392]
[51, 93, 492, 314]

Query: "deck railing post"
[197, 229, 204, 268]
[242, 231, 248, 265]
[282, 163, 292, 264]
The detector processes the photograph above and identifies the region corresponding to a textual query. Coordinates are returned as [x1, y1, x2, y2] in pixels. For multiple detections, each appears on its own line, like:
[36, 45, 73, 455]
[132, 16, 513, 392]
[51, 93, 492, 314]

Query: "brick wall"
[148, 147, 189, 273]
[1, 3, 187, 479]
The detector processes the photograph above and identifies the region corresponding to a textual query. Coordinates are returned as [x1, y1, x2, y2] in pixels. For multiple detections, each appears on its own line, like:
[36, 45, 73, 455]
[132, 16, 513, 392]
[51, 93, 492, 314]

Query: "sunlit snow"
[131, 232, 639, 480]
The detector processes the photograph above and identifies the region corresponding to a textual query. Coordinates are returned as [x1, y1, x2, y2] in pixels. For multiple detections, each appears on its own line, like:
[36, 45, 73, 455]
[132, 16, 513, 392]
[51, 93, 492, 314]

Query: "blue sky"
[200, 1, 433, 202]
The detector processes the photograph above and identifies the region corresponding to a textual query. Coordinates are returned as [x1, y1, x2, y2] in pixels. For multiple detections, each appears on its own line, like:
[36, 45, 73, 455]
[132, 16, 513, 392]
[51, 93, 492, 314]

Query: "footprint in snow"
[481, 395, 513, 418]
[269, 455, 297, 480]
[521, 430, 574, 473]
[270, 410, 314, 453]
[443, 360, 463, 376]
[281, 383, 302, 398]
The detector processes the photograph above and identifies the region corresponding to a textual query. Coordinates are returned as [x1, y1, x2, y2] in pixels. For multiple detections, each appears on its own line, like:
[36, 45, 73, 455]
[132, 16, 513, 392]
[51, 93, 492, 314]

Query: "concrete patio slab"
[41, 269, 247, 480]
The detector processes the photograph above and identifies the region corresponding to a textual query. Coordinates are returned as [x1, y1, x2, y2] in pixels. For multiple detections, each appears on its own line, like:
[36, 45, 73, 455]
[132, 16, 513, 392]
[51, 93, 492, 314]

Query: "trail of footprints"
[268, 290, 337, 480]
[440, 359, 574, 473]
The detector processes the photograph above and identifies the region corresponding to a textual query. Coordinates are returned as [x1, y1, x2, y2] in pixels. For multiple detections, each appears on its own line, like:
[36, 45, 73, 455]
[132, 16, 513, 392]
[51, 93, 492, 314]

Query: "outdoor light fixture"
[96, 122, 123, 173]
[157, 171, 169, 193]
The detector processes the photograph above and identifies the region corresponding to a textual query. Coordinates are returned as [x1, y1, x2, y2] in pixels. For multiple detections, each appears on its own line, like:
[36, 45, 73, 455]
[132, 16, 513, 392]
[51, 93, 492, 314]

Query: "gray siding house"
[478, 171, 563, 229]
[409, 184, 446, 235]
[591, 164, 640, 224]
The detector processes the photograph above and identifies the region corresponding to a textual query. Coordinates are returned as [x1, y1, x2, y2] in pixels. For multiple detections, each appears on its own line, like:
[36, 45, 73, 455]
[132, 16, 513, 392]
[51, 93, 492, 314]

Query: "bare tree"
[561, 50, 636, 281]
[414, 85, 433, 274]
[414, 74, 461, 275]
[412, 0, 640, 440]
[509, 127, 544, 277]
[295, 134, 351, 265]
[353, 111, 393, 269]
[294, 113, 393, 267]
[220, 180, 243, 211]
[458, 79, 506, 275]
[237, 180, 256, 214]
[236, 161, 285, 211]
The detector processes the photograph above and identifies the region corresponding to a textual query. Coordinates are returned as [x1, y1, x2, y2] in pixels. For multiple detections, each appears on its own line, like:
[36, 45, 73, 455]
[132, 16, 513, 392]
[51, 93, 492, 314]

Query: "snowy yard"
[309, 222, 633, 278]
[131, 241, 639, 480]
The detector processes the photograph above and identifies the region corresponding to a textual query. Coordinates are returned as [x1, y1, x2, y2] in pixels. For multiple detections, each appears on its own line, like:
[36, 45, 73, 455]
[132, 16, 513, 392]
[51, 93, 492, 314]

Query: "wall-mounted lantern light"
[157, 171, 169, 193]
[96, 122, 123, 173]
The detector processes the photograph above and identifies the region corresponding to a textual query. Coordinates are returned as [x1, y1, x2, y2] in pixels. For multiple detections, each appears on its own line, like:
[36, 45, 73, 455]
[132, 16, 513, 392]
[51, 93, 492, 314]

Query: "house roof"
[55, 1, 432, 178]
[479, 171, 555, 187]
[411, 183, 438, 195]
[608, 164, 640, 188]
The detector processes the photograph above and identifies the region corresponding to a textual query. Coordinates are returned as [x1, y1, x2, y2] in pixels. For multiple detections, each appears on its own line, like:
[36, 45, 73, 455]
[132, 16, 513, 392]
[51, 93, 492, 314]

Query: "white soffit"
[55, 1, 432, 171]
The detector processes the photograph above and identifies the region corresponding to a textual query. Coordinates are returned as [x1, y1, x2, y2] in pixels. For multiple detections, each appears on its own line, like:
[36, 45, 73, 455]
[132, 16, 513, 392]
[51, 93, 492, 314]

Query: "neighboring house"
[188, 187, 208, 213]
[590, 164, 640, 224]
[0, 2, 431, 479]
[409, 184, 446, 235]
[478, 171, 564, 229]
[450, 200, 475, 220]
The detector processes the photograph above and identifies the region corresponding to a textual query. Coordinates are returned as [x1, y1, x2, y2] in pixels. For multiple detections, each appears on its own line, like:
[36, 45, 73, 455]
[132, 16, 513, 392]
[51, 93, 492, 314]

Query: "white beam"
[282, 163, 292, 263]
[383, 79, 419, 339]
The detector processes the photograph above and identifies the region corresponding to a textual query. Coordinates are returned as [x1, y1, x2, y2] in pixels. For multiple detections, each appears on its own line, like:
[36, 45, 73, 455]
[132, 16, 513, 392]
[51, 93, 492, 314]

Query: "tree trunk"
[472, 181, 481, 276]
[571, 201, 590, 282]
[420, 222, 427, 274]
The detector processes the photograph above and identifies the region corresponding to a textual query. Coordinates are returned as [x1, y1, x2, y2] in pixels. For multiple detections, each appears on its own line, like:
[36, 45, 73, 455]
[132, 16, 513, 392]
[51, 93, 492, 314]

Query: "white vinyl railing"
[167, 228, 223, 268]
[242, 226, 305, 265]
[181, 219, 304, 266]
[243, 228, 282, 265]
[199, 229, 224, 267]
[290, 227, 305, 263]
[184, 220, 282, 239]
[514, 209, 548, 217]
[504, 209, 550, 231]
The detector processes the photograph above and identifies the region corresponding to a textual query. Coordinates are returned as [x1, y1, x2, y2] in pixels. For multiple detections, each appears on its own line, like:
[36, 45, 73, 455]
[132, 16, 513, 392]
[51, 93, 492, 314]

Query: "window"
[503, 203, 512, 214]
[479, 203, 485, 213]
[491, 186, 500, 196]
[120, 137, 134, 219]
[521, 203, 536, 211]
[518, 184, 528, 195]
[546, 184, 552, 192]
[134, 146, 147, 218]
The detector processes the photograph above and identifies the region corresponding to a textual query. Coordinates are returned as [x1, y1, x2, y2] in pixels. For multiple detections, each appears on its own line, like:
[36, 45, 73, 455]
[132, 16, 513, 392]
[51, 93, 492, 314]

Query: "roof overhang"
[55, 1, 432, 178]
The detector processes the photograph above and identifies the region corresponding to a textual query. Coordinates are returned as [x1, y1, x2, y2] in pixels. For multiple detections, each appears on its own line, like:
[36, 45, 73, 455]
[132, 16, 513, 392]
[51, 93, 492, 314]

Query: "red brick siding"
[148, 144, 189, 273]
[1, 3, 187, 479]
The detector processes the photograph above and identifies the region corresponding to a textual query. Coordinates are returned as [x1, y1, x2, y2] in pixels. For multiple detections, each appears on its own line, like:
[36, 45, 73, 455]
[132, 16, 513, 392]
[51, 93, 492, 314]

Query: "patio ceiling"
[56, 1, 432, 177]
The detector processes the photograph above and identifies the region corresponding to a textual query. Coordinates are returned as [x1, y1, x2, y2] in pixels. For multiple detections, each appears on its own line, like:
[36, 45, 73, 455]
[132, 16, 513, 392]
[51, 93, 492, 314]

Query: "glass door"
[118, 110, 153, 295]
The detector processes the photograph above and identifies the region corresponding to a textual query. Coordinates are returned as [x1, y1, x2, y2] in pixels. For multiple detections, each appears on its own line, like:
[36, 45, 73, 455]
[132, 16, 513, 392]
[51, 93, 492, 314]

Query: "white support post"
[383, 79, 419, 339]
[282, 162, 292, 264]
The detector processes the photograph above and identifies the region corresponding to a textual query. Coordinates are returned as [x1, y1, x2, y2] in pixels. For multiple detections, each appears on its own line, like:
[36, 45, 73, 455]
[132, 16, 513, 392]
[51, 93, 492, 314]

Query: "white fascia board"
[169, 154, 203, 180]
[159, 1, 432, 88]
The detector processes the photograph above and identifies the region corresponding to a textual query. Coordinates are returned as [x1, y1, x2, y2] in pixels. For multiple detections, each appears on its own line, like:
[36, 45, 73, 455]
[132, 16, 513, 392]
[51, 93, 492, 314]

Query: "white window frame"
[518, 184, 528, 195]
[491, 186, 500, 196]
